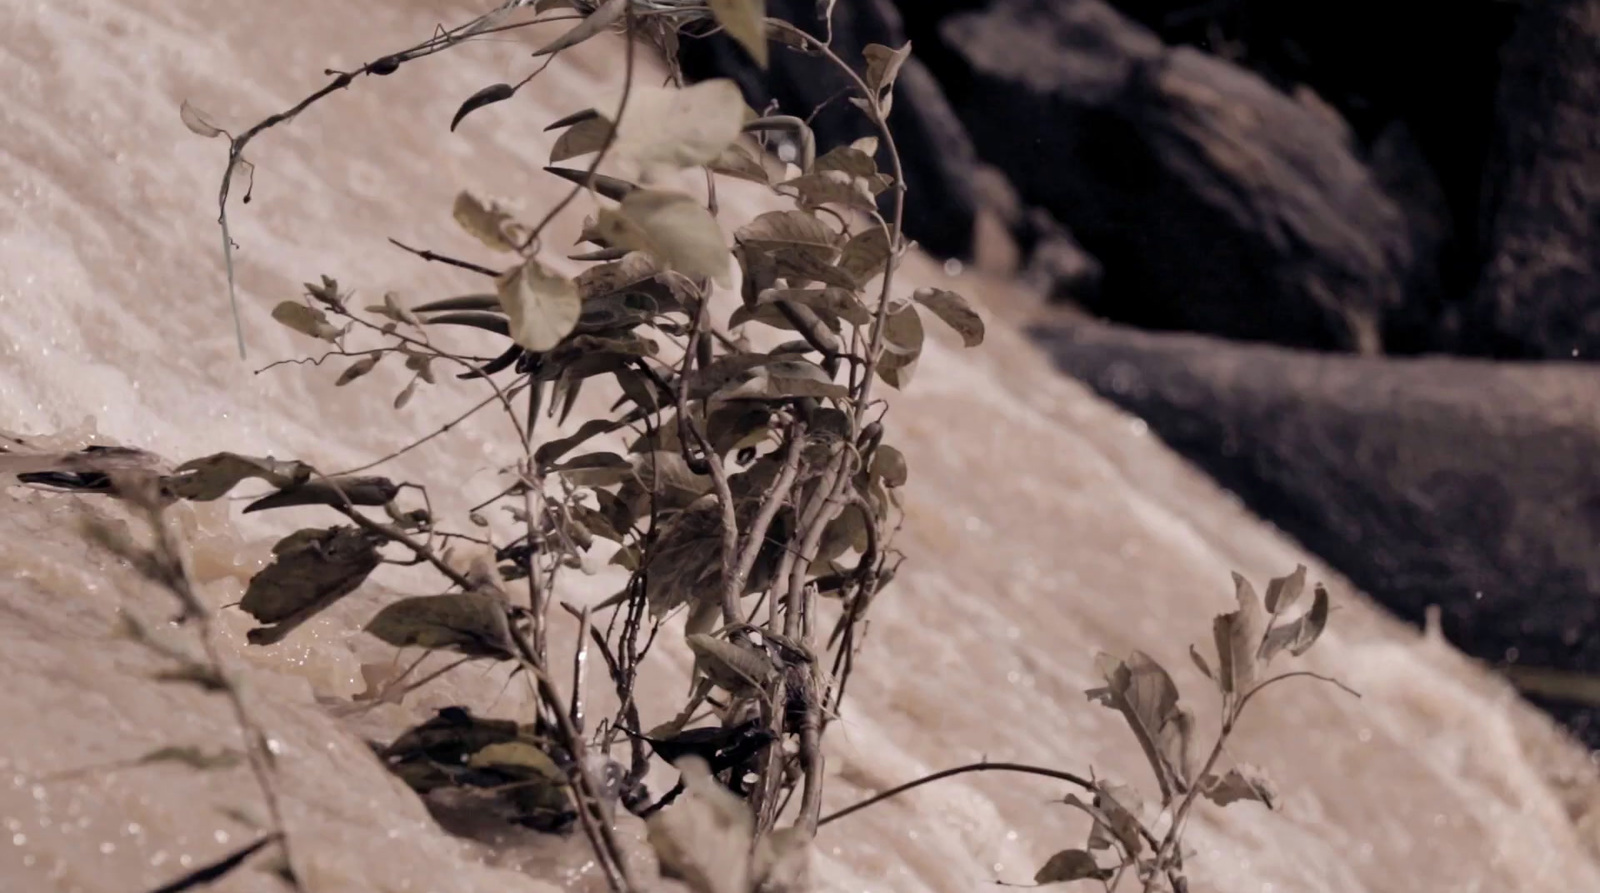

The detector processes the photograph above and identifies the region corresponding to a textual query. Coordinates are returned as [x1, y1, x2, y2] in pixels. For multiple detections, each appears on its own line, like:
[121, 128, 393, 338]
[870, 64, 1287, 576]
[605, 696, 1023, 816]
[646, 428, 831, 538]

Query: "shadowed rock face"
[943, 0, 1421, 354]
[1035, 320, 1600, 740]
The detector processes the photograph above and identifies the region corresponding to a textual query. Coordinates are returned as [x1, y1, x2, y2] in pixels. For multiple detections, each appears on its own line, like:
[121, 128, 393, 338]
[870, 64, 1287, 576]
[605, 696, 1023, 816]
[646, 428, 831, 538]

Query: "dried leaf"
[1086, 651, 1189, 800]
[168, 453, 311, 501]
[813, 145, 879, 181]
[714, 360, 849, 402]
[1258, 582, 1331, 662]
[912, 287, 985, 347]
[1200, 765, 1278, 809]
[593, 190, 731, 287]
[240, 526, 382, 645]
[709, 137, 776, 185]
[549, 451, 634, 487]
[393, 378, 419, 410]
[242, 475, 400, 513]
[1213, 572, 1267, 697]
[1189, 643, 1215, 681]
[756, 287, 870, 326]
[451, 82, 516, 132]
[735, 210, 839, 259]
[687, 634, 777, 695]
[647, 756, 753, 893]
[1034, 849, 1112, 884]
[612, 80, 748, 175]
[452, 191, 527, 253]
[534, 417, 631, 466]
[779, 170, 878, 213]
[870, 444, 907, 488]
[862, 42, 912, 97]
[270, 302, 341, 342]
[876, 299, 923, 389]
[708, 0, 768, 68]
[364, 592, 515, 659]
[1263, 564, 1307, 615]
[549, 114, 615, 163]
[179, 100, 224, 138]
[837, 227, 892, 287]
[496, 258, 582, 352]
[336, 354, 380, 386]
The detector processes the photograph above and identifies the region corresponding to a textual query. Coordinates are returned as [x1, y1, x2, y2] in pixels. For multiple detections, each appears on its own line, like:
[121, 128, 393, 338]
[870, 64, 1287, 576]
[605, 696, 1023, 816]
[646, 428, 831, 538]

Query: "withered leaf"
[876, 299, 924, 389]
[549, 114, 615, 163]
[837, 226, 892, 286]
[862, 42, 912, 97]
[393, 378, 419, 410]
[242, 475, 400, 514]
[611, 80, 747, 175]
[869, 443, 908, 488]
[593, 190, 731, 287]
[496, 258, 582, 352]
[179, 100, 224, 139]
[813, 145, 879, 181]
[779, 170, 878, 213]
[771, 247, 859, 290]
[549, 451, 634, 487]
[687, 634, 777, 695]
[365, 592, 515, 659]
[912, 287, 985, 347]
[1033, 849, 1112, 884]
[734, 210, 838, 259]
[168, 452, 311, 501]
[756, 287, 870, 326]
[452, 191, 527, 253]
[708, 0, 768, 68]
[450, 82, 516, 132]
[270, 302, 341, 342]
[1200, 764, 1278, 809]
[714, 359, 849, 402]
[1258, 582, 1331, 662]
[1213, 572, 1267, 697]
[708, 137, 776, 185]
[240, 526, 382, 645]
[335, 354, 380, 386]
[1263, 564, 1307, 615]
[534, 417, 631, 466]
[1086, 651, 1190, 801]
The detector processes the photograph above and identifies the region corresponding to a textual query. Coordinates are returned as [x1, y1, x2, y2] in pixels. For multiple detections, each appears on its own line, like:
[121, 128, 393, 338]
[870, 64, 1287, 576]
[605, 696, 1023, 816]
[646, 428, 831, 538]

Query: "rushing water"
[3, 1, 1600, 891]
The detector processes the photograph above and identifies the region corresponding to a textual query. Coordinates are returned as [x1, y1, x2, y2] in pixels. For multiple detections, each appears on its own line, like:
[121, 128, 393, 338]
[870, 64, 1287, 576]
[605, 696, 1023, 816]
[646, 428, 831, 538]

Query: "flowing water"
[3, 2, 1600, 891]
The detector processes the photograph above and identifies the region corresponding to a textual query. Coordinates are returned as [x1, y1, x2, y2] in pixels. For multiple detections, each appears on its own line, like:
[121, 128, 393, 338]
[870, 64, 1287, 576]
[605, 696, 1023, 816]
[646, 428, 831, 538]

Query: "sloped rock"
[1036, 319, 1600, 739]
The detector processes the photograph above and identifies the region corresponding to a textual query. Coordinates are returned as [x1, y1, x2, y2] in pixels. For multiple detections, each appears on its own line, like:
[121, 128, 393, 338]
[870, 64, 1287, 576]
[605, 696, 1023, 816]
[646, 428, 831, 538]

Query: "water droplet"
[943, 258, 963, 277]
[12, 832, 26, 846]
[99, 841, 115, 854]
[126, 822, 142, 835]
[1129, 418, 1148, 436]
[214, 829, 229, 844]
[1357, 728, 1372, 743]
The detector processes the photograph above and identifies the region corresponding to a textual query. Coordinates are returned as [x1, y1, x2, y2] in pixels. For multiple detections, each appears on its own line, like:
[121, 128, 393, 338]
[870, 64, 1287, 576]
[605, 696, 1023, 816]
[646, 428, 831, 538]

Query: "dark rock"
[1035, 320, 1600, 740]
[942, 0, 1428, 353]
[676, 0, 983, 259]
[1468, 0, 1600, 360]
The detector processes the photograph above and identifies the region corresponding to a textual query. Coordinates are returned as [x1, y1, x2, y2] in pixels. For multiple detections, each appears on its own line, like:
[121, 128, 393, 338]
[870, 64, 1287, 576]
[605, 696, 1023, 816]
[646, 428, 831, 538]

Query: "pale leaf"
[593, 189, 731, 287]
[912, 287, 985, 347]
[708, 0, 768, 68]
[496, 258, 582, 352]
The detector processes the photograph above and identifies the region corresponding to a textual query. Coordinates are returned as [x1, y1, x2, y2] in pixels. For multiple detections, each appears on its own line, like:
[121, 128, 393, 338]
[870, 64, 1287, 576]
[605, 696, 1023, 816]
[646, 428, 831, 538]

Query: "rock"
[1036, 319, 1600, 740]
[1468, 0, 1600, 359]
[942, 0, 1425, 353]
[676, 0, 984, 259]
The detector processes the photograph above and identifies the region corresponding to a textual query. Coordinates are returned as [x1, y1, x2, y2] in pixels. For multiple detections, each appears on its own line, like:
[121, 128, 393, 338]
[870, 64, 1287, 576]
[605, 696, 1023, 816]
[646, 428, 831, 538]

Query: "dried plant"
[28, 3, 1354, 892]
